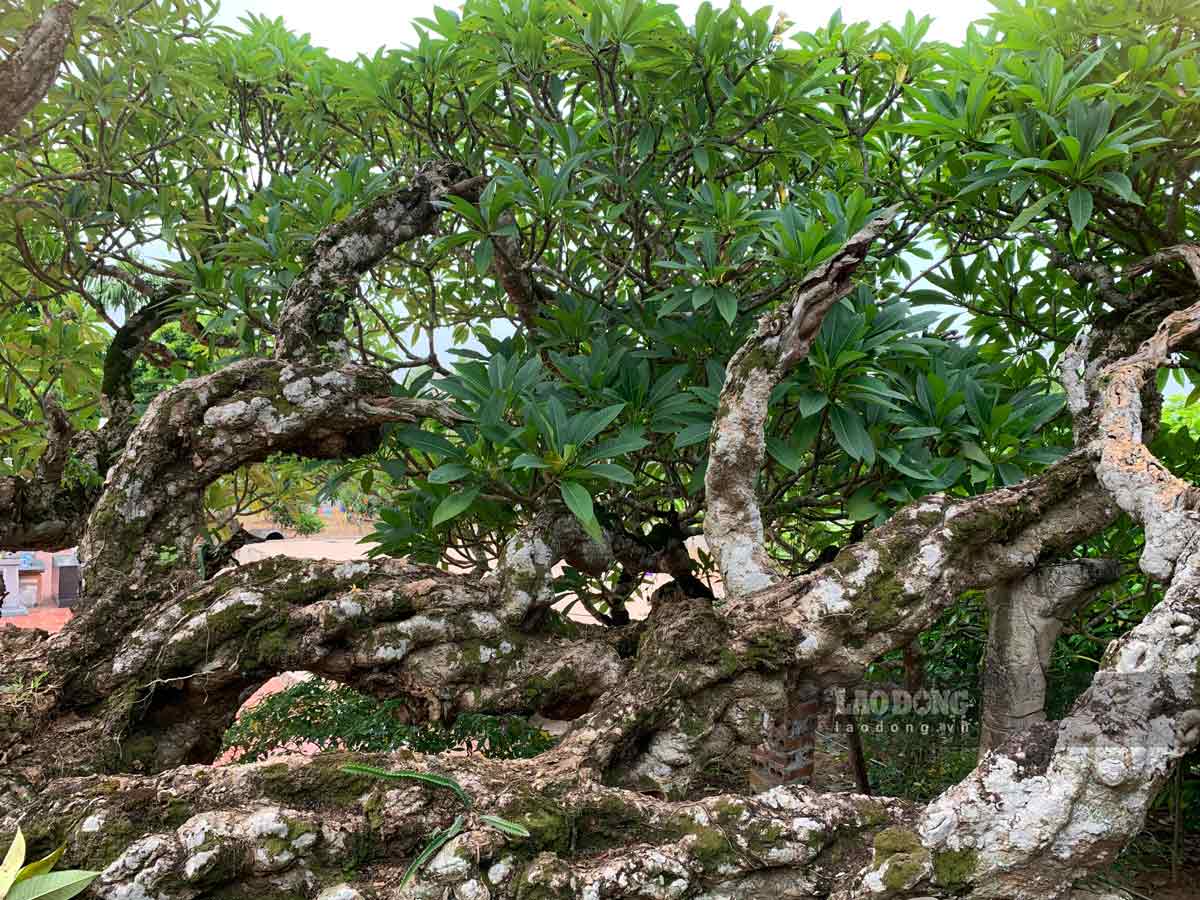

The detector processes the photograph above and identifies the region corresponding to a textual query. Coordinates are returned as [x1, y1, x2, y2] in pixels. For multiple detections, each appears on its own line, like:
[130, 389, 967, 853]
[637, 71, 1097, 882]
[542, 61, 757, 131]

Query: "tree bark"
[979, 558, 1120, 756]
[702, 211, 896, 792]
[5, 176, 1200, 900]
[0, 2, 76, 137]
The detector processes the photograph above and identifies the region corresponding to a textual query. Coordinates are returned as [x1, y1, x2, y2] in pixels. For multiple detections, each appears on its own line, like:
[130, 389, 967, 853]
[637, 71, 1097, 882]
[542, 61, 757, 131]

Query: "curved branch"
[489, 507, 612, 623]
[0, 2, 76, 137]
[490, 211, 556, 331]
[724, 451, 1110, 690]
[704, 211, 897, 598]
[97, 277, 188, 435]
[1088, 257, 1200, 578]
[5, 556, 626, 781]
[62, 359, 460, 678]
[0, 422, 112, 551]
[274, 164, 488, 361]
[10, 751, 909, 900]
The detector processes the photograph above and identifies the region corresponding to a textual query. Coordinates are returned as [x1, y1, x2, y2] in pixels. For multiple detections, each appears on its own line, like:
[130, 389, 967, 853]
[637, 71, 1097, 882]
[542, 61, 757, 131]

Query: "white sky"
[213, 0, 997, 59]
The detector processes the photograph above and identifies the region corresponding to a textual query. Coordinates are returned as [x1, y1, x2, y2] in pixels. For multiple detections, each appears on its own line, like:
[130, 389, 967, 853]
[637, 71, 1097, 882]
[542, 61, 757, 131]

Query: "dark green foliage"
[219, 679, 555, 764]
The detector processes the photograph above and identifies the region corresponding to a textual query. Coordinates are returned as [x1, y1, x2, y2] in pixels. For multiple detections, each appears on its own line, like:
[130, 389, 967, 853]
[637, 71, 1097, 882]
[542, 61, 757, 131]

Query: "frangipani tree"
[0, 0, 1198, 897]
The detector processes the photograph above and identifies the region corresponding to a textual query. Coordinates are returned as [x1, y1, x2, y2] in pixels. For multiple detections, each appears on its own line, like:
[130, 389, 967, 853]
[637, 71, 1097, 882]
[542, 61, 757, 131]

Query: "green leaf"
[960, 441, 991, 466]
[797, 392, 828, 417]
[583, 463, 635, 484]
[511, 453, 550, 470]
[1094, 171, 1141, 205]
[1009, 191, 1060, 232]
[829, 406, 875, 465]
[15, 843, 65, 884]
[6, 871, 100, 900]
[714, 288, 737, 324]
[340, 764, 473, 807]
[1, 826, 26, 897]
[673, 422, 711, 449]
[394, 427, 461, 459]
[766, 437, 802, 473]
[581, 428, 649, 463]
[398, 816, 465, 891]
[474, 238, 495, 274]
[997, 463, 1025, 485]
[431, 488, 480, 527]
[1067, 186, 1093, 234]
[895, 425, 942, 440]
[878, 447, 936, 480]
[847, 487, 884, 521]
[479, 815, 531, 838]
[572, 403, 626, 446]
[559, 481, 603, 543]
[428, 463, 471, 484]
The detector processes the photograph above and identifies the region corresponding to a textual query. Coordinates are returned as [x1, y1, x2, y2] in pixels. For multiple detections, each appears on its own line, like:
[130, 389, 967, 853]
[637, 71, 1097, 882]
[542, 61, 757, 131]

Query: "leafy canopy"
[1, 0, 1197, 611]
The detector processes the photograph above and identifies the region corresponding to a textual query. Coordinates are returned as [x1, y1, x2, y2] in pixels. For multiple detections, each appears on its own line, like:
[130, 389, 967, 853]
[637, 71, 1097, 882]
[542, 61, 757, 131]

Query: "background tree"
[1, 0, 1199, 897]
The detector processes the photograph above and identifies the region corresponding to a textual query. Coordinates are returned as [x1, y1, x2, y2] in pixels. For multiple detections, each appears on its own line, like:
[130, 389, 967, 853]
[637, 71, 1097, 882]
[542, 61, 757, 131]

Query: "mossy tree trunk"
[3, 173, 1200, 899]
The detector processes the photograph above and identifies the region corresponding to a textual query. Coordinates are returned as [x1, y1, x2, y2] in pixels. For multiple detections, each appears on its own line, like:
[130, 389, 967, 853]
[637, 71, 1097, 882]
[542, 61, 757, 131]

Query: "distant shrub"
[220, 678, 554, 763]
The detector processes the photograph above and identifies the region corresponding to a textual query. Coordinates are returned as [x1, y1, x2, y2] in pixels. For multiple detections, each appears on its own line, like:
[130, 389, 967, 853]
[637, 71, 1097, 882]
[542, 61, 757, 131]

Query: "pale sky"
[213, 0, 997, 58]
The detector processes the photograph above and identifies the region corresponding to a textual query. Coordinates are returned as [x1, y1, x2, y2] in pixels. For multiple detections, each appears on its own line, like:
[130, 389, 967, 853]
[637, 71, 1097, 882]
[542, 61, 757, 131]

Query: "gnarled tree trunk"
[3, 173, 1200, 900]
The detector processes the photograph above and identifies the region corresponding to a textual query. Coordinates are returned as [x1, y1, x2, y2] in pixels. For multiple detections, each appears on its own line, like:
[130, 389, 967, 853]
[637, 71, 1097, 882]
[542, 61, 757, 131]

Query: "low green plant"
[0, 827, 98, 900]
[269, 504, 326, 536]
[340, 763, 530, 889]
[220, 678, 555, 763]
[0, 673, 51, 712]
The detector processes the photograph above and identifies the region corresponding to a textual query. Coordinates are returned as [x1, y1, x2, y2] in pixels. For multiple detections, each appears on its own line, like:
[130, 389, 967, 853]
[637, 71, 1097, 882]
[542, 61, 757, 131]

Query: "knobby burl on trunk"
[3, 167, 1200, 900]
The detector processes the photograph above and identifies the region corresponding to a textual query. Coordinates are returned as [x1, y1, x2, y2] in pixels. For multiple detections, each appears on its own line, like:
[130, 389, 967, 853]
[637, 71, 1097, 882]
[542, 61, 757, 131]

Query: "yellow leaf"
[0, 826, 26, 897]
[895, 63, 909, 85]
[257, 215, 269, 224]
[15, 842, 66, 883]
[872, 51, 892, 61]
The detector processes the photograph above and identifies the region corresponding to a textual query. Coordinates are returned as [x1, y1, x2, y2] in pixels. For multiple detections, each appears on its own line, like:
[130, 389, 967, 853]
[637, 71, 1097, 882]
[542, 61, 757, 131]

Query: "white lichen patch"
[468, 610, 501, 633]
[111, 603, 185, 677]
[163, 590, 265, 656]
[314, 370, 354, 391]
[282, 377, 314, 404]
[426, 834, 472, 881]
[327, 597, 364, 621]
[333, 561, 371, 581]
[811, 579, 848, 614]
[720, 538, 777, 597]
[98, 835, 176, 900]
[316, 885, 365, 900]
[454, 878, 491, 900]
[487, 858, 514, 884]
[182, 849, 220, 882]
[367, 639, 410, 663]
